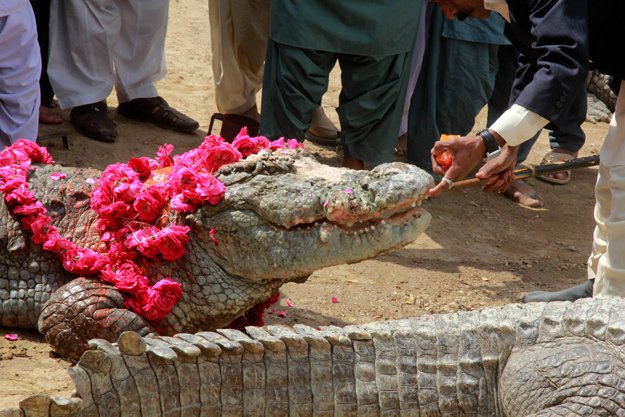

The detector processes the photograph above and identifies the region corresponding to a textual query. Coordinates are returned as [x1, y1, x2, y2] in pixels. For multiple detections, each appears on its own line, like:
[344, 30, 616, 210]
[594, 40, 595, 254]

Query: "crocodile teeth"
[319, 224, 332, 243]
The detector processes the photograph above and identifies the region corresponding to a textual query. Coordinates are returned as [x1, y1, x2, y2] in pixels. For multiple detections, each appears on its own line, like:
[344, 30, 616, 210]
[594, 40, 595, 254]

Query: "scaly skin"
[3, 297, 625, 417]
[0, 149, 434, 360]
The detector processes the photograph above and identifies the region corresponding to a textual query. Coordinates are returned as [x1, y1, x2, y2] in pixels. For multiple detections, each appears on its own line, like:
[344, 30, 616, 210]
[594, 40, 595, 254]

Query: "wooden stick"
[449, 154, 600, 190]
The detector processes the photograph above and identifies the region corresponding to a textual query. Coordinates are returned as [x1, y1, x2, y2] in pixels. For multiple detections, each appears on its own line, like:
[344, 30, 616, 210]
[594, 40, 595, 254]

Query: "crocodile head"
[189, 149, 434, 281]
[25, 148, 434, 348]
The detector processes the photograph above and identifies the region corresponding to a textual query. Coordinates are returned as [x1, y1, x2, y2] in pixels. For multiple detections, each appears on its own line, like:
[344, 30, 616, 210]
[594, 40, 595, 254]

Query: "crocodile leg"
[500, 340, 625, 416]
[38, 277, 155, 361]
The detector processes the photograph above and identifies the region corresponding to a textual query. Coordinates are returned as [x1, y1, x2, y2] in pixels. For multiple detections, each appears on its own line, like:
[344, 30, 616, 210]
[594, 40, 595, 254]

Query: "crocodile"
[4, 297, 625, 417]
[0, 148, 433, 360]
[586, 70, 619, 123]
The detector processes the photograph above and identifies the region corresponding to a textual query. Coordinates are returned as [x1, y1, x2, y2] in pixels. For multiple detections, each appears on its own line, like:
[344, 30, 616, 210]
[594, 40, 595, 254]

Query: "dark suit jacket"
[504, 0, 589, 129]
[588, 0, 625, 81]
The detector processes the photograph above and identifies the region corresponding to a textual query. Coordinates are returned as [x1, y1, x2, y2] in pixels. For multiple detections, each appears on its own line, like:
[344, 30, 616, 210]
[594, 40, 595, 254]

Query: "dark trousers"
[29, 0, 54, 107]
[260, 39, 412, 166]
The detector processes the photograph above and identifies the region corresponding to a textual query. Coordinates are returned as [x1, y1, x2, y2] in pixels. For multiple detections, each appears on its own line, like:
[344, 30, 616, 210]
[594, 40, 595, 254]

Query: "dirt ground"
[0, 0, 611, 410]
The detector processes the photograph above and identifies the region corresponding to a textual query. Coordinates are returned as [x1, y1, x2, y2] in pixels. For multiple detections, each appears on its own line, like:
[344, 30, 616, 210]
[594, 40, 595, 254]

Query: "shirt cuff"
[489, 104, 549, 147]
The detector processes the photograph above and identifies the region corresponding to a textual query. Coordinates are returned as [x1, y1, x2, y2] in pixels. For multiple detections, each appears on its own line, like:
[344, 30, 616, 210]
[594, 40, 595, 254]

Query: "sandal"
[117, 96, 199, 133]
[536, 149, 577, 185]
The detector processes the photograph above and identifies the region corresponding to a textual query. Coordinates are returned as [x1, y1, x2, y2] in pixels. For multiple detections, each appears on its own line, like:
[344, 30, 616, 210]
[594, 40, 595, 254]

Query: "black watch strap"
[478, 129, 500, 155]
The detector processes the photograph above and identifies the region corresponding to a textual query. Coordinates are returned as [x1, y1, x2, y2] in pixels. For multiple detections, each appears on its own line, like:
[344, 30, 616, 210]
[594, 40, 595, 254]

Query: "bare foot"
[395, 133, 408, 157]
[342, 153, 365, 170]
[539, 170, 570, 183]
[502, 179, 543, 208]
[39, 105, 63, 125]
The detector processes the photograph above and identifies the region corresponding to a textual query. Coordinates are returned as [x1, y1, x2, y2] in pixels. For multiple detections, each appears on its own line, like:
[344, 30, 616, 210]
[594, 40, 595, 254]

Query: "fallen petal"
[4, 333, 18, 341]
[287, 299, 295, 308]
[49, 172, 67, 181]
[277, 310, 287, 318]
[331, 296, 339, 304]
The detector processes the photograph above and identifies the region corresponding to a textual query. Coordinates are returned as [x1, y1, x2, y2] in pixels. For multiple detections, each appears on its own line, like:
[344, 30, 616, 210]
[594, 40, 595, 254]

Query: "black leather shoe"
[117, 96, 199, 133]
[70, 101, 117, 142]
[521, 279, 594, 303]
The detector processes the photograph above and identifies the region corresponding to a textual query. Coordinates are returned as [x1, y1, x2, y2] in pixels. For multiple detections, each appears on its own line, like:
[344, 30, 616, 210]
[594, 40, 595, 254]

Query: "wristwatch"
[478, 129, 501, 160]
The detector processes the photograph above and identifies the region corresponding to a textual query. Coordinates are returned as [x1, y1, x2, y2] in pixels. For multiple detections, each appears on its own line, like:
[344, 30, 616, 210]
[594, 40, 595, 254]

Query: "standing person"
[0, 0, 40, 147]
[47, 0, 199, 143]
[406, 11, 510, 171]
[260, 0, 424, 169]
[489, 45, 587, 208]
[208, 0, 338, 145]
[426, 0, 625, 301]
[29, 0, 61, 125]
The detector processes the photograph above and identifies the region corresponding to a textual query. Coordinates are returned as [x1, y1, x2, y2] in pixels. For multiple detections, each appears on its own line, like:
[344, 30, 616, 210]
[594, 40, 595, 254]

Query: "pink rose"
[128, 157, 153, 180]
[157, 225, 190, 261]
[29, 216, 55, 244]
[127, 226, 161, 258]
[141, 279, 183, 321]
[62, 248, 108, 276]
[100, 262, 149, 294]
[195, 175, 226, 205]
[157, 144, 174, 167]
[9, 140, 54, 164]
[13, 201, 45, 217]
[203, 143, 242, 172]
[133, 185, 168, 222]
[233, 130, 271, 157]
[4, 183, 35, 206]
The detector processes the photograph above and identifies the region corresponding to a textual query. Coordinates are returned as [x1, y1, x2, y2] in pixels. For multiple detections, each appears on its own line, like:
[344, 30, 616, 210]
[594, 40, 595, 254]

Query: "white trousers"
[48, 0, 168, 109]
[0, 4, 40, 146]
[590, 81, 625, 296]
[208, 0, 269, 114]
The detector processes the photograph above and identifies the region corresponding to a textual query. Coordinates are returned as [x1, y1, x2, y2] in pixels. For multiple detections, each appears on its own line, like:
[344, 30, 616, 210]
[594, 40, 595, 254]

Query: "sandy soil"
[0, 0, 610, 410]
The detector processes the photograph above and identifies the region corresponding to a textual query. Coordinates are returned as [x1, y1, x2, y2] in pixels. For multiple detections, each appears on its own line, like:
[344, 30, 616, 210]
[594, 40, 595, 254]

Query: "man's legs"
[0, 5, 41, 147]
[48, 0, 119, 141]
[113, 0, 167, 102]
[48, 0, 117, 109]
[523, 81, 625, 302]
[338, 51, 412, 168]
[259, 41, 334, 144]
[591, 81, 625, 297]
[113, 0, 198, 133]
[209, 0, 269, 117]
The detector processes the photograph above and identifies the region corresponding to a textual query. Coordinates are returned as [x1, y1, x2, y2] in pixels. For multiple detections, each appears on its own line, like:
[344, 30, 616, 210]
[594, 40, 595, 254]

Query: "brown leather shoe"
[117, 96, 199, 133]
[69, 101, 117, 142]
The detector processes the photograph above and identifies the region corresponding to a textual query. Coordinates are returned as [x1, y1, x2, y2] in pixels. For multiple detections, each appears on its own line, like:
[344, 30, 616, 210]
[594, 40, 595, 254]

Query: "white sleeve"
[489, 104, 549, 146]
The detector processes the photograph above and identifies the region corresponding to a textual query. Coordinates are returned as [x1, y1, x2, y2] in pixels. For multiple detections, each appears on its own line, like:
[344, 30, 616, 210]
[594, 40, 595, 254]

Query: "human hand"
[426, 134, 486, 197]
[475, 145, 518, 192]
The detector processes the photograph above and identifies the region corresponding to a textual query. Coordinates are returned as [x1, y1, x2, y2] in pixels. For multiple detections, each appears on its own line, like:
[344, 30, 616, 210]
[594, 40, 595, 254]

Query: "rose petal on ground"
[287, 299, 295, 308]
[332, 296, 339, 303]
[4, 333, 18, 341]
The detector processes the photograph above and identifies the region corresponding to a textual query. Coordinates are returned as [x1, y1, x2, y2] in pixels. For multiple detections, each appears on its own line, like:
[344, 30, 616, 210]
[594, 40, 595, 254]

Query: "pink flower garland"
[0, 130, 302, 322]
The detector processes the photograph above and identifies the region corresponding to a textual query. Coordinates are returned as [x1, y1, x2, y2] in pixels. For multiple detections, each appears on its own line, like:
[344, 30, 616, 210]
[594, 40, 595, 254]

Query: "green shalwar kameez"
[259, 0, 423, 166]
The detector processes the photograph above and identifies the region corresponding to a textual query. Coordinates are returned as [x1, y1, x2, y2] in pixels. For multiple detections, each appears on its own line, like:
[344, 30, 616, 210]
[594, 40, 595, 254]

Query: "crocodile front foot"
[38, 277, 156, 361]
